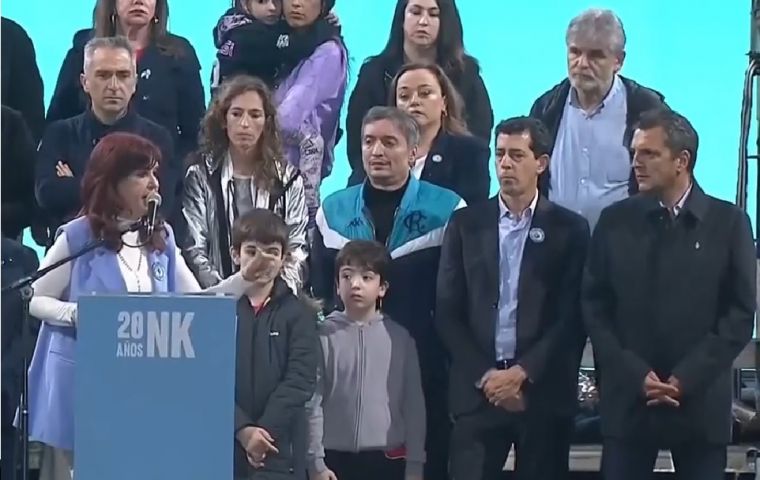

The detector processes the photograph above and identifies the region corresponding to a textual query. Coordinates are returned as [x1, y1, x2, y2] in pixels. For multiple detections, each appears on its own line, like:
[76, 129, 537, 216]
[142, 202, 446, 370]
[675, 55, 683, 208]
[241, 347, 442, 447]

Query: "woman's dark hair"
[199, 75, 285, 191]
[80, 132, 166, 252]
[375, 0, 470, 78]
[93, 0, 184, 57]
[388, 62, 469, 136]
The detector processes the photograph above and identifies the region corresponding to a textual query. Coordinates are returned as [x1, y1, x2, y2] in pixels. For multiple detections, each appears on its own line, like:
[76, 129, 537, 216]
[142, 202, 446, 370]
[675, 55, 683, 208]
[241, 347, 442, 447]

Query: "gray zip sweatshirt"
[307, 310, 426, 477]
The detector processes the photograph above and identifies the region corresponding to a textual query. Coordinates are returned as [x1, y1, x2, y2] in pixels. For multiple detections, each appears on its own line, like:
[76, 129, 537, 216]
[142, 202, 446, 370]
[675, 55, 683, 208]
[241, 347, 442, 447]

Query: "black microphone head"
[147, 191, 162, 207]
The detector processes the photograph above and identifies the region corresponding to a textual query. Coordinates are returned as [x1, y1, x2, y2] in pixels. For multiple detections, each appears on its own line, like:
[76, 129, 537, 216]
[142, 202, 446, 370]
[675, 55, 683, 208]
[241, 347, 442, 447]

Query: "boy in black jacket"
[231, 208, 319, 479]
[212, 0, 339, 90]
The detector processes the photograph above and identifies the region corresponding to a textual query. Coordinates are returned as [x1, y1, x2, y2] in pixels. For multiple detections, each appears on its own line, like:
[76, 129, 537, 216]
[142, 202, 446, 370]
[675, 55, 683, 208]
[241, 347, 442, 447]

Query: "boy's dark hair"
[335, 240, 392, 281]
[231, 208, 289, 253]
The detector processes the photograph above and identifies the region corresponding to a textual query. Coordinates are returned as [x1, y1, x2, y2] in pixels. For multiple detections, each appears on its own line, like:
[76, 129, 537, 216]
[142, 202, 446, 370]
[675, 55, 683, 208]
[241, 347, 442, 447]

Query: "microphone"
[145, 191, 162, 238]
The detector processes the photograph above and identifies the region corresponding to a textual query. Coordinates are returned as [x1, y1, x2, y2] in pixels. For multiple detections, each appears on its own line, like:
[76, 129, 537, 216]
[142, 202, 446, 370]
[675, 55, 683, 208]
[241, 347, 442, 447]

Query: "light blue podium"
[75, 294, 238, 480]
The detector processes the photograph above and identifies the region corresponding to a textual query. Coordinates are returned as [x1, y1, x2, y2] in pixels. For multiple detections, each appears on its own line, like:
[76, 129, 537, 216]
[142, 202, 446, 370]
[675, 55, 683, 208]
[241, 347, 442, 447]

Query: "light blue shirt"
[495, 193, 538, 361]
[550, 75, 631, 229]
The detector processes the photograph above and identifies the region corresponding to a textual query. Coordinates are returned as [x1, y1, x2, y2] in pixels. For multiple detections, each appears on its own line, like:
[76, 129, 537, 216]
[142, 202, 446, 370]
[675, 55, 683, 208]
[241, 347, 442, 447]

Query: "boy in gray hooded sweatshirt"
[307, 240, 426, 480]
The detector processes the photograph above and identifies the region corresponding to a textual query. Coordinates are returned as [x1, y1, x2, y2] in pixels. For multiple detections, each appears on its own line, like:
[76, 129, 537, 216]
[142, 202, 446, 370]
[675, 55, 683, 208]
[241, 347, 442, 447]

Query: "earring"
[153, 16, 159, 24]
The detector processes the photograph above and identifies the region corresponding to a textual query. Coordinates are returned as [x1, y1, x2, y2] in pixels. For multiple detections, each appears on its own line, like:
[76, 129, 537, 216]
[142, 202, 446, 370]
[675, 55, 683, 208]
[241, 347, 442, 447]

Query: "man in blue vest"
[311, 106, 464, 480]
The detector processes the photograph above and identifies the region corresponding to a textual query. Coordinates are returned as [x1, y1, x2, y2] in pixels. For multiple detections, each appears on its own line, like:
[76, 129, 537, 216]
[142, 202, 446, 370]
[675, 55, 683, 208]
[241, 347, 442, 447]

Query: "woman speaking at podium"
[25, 132, 269, 480]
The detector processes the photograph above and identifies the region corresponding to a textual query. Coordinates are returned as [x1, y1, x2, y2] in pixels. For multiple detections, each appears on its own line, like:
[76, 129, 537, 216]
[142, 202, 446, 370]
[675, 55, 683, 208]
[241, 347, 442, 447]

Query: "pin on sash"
[151, 262, 166, 281]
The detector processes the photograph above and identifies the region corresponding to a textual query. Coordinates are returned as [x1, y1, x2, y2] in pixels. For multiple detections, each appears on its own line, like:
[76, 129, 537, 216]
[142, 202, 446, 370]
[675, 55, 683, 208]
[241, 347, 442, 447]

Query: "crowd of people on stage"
[1, 1, 758, 480]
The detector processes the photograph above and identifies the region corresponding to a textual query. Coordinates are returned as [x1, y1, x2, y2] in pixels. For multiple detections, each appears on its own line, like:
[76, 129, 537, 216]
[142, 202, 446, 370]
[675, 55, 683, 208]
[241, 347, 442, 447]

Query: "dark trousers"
[601, 438, 727, 480]
[450, 405, 572, 480]
[1, 424, 17, 480]
[325, 450, 404, 480]
[424, 391, 451, 480]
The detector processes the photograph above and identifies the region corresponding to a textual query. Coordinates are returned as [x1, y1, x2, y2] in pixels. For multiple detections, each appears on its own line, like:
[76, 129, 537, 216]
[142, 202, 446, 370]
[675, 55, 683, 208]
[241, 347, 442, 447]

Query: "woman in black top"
[391, 63, 490, 205]
[46, 0, 205, 165]
[345, 0, 493, 183]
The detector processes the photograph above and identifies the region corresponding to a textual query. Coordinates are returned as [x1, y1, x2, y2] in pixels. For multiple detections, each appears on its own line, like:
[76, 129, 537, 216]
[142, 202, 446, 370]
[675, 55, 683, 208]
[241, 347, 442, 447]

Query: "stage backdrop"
[4, 0, 755, 236]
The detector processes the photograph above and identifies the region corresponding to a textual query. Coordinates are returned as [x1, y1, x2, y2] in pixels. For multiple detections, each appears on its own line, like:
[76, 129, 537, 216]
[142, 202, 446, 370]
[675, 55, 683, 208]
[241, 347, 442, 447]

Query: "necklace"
[117, 248, 144, 292]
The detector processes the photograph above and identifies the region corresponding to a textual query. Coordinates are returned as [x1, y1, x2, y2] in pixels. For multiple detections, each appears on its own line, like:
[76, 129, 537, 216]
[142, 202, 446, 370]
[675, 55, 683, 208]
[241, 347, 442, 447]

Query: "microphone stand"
[2, 220, 141, 480]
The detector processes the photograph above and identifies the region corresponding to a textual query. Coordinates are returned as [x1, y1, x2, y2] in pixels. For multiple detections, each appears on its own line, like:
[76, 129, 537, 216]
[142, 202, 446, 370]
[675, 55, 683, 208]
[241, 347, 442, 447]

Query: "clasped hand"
[482, 365, 528, 412]
[643, 371, 682, 407]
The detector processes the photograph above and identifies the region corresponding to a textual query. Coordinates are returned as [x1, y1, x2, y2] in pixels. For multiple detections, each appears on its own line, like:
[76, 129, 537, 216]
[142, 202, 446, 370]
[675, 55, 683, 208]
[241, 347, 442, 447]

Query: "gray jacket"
[307, 311, 426, 477]
[182, 154, 308, 291]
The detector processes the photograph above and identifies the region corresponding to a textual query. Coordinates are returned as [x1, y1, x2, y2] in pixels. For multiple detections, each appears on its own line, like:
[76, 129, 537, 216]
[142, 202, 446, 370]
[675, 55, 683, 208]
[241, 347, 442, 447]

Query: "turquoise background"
[4, 0, 755, 252]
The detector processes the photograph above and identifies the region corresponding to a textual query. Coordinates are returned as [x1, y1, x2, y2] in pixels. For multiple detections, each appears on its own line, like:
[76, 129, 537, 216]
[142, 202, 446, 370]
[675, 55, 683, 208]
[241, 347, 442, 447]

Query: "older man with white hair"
[530, 8, 667, 230]
[35, 36, 175, 248]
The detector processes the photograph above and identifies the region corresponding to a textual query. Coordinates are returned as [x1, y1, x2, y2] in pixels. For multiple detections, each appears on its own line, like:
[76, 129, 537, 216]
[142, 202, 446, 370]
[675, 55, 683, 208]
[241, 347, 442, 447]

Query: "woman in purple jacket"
[274, 0, 348, 226]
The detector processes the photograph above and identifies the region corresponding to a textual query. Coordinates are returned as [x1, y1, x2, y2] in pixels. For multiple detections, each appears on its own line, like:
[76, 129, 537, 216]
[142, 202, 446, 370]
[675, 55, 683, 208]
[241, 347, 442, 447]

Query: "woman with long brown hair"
[25, 132, 269, 480]
[387, 62, 490, 205]
[183, 75, 309, 293]
[46, 0, 205, 168]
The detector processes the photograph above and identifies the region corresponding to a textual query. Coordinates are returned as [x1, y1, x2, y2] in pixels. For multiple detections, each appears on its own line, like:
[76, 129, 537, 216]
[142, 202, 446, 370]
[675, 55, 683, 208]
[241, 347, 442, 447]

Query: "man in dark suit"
[1, 237, 40, 480]
[583, 108, 756, 480]
[437, 116, 590, 480]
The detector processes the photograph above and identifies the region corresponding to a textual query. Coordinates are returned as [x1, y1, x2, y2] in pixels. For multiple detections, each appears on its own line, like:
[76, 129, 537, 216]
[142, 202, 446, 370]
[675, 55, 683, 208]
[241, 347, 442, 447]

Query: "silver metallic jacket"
[182, 154, 309, 292]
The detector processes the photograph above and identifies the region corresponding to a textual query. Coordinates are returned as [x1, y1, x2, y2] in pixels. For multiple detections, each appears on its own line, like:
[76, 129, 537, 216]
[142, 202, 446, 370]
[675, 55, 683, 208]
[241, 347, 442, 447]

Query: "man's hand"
[483, 365, 528, 405]
[643, 371, 680, 407]
[241, 248, 281, 284]
[496, 391, 526, 412]
[236, 426, 279, 467]
[310, 469, 338, 480]
[56, 161, 73, 177]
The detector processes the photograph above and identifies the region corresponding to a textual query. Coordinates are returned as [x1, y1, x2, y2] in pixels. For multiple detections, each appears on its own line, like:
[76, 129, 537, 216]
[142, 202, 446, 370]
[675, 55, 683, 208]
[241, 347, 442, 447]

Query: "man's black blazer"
[437, 195, 590, 416]
[582, 184, 756, 444]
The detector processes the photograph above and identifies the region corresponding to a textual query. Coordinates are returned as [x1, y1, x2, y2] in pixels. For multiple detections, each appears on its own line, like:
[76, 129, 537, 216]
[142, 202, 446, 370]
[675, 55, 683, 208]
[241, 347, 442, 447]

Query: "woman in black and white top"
[183, 75, 309, 292]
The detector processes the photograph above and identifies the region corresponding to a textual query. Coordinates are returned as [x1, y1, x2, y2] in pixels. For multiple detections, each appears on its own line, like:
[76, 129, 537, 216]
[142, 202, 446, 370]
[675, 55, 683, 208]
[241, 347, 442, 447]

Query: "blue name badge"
[75, 294, 238, 480]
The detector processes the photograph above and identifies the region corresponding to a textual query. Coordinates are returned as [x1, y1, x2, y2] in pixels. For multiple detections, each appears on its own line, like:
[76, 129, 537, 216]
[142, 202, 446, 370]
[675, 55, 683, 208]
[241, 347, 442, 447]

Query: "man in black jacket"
[529, 8, 665, 230]
[1, 106, 37, 240]
[583, 108, 756, 480]
[231, 209, 318, 480]
[437, 117, 589, 480]
[1, 237, 40, 480]
[35, 36, 175, 246]
[1, 17, 45, 142]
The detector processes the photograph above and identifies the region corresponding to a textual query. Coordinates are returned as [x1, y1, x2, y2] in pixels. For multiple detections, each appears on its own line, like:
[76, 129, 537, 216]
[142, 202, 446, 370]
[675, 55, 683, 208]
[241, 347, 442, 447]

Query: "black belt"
[495, 359, 517, 370]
